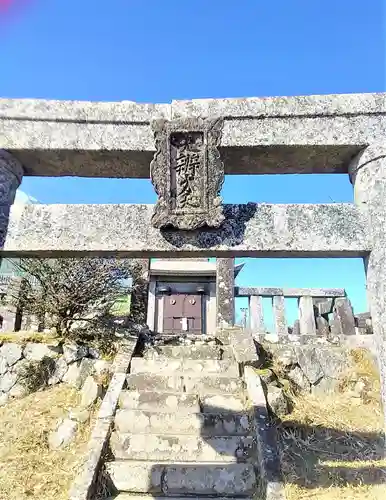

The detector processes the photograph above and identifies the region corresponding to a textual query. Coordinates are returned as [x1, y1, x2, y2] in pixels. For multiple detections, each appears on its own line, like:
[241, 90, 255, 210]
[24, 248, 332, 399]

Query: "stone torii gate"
[0, 92, 385, 428]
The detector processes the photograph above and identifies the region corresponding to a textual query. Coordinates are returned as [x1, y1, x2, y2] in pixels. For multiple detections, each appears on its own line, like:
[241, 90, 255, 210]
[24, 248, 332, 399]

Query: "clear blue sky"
[1, 0, 384, 326]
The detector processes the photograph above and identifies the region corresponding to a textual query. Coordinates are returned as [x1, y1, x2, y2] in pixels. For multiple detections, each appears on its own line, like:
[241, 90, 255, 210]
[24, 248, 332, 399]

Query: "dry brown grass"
[0, 331, 61, 345]
[278, 348, 386, 500]
[0, 384, 93, 500]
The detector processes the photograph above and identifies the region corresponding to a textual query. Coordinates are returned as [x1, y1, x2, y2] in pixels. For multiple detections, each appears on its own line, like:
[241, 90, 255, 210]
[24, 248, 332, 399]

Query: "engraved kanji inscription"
[150, 118, 224, 230]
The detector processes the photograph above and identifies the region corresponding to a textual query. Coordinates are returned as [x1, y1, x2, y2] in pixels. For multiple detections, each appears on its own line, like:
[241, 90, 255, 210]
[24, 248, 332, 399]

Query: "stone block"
[266, 386, 290, 416]
[201, 394, 247, 413]
[114, 409, 251, 436]
[8, 383, 28, 399]
[111, 432, 256, 462]
[48, 418, 78, 449]
[48, 357, 69, 385]
[333, 298, 356, 336]
[316, 315, 330, 337]
[0, 343, 22, 367]
[63, 343, 89, 364]
[0, 356, 7, 375]
[143, 344, 224, 360]
[315, 298, 334, 316]
[130, 357, 183, 375]
[80, 375, 102, 408]
[294, 346, 324, 384]
[0, 392, 9, 406]
[23, 343, 61, 361]
[119, 390, 200, 414]
[106, 460, 256, 495]
[184, 376, 243, 395]
[274, 346, 297, 367]
[286, 366, 311, 392]
[62, 358, 95, 389]
[125, 373, 183, 392]
[69, 407, 90, 423]
[0, 371, 17, 392]
[229, 329, 259, 368]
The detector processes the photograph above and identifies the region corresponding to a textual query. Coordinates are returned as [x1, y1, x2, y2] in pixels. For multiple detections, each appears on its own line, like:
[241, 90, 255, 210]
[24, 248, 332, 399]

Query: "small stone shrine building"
[146, 258, 244, 335]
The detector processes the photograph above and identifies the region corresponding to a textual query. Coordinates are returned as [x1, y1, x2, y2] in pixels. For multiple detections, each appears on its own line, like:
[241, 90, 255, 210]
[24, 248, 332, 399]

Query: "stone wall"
[0, 341, 112, 406]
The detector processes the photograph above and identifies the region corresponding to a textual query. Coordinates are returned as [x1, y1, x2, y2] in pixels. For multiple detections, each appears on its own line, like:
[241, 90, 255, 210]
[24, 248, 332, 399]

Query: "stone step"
[106, 460, 257, 496]
[110, 432, 256, 462]
[125, 374, 243, 395]
[130, 358, 239, 377]
[110, 495, 251, 500]
[201, 394, 248, 413]
[184, 376, 244, 395]
[114, 409, 252, 436]
[119, 390, 200, 414]
[143, 344, 233, 360]
[125, 374, 183, 392]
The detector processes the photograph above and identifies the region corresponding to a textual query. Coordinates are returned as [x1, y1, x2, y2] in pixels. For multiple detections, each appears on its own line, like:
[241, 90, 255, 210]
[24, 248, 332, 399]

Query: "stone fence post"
[349, 143, 386, 430]
[216, 258, 235, 328]
[0, 150, 24, 250]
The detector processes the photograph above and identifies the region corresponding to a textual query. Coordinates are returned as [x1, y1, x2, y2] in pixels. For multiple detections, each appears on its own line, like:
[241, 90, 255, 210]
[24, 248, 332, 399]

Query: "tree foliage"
[7, 258, 136, 337]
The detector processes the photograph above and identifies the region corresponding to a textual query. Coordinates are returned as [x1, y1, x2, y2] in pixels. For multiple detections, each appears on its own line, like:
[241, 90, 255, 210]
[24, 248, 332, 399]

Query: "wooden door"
[163, 294, 202, 334]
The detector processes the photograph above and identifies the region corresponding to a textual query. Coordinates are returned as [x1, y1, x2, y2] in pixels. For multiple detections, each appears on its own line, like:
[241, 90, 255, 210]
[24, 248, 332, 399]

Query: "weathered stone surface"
[184, 376, 243, 395]
[317, 347, 351, 380]
[62, 358, 95, 389]
[274, 346, 297, 367]
[93, 359, 112, 376]
[4, 203, 369, 258]
[48, 357, 69, 385]
[292, 320, 300, 336]
[272, 296, 287, 336]
[0, 392, 9, 406]
[249, 294, 265, 333]
[314, 298, 335, 316]
[111, 432, 255, 462]
[150, 118, 224, 230]
[295, 346, 324, 384]
[0, 343, 22, 367]
[316, 315, 330, 337]
[286, 366, 311, 392]
[69, 407, 90, 423]
[131, 357, 237, 377]
[0, 371, 17, 392]
[80, 376, 102, 408]
[298, 296, 317, 335]
[126, 373, 183, 392]
[0, 356, 7, 375]
[4, 94, 386, 180]
[333, 298, 356, 336]
[266, 386, 289, 416]
[48, 418, 78, 449]
[106, 460, 256, 495]
[8, 382, 28, 398]
[229, 329, 259, 368]
[143, 344, 224, 360]
[63, 343, 89, 364]
[119, 390, 200, 414]
[23, 342, 60, 361]
[244, 367, 285, 500]
[114, 409, 251, 436]
[216, 258, 235, 327]
[201, 393, 247, 413]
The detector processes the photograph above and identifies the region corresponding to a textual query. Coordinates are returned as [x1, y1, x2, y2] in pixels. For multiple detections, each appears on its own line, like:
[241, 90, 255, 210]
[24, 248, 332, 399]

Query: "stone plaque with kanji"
[150, 118, 225, 230]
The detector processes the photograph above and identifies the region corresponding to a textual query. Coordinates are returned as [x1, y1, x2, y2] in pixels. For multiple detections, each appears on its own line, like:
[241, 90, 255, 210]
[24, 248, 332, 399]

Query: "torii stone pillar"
[216, 258, 235, 329]
[349, 144, 386, 430]
[0, 150, 23, 250]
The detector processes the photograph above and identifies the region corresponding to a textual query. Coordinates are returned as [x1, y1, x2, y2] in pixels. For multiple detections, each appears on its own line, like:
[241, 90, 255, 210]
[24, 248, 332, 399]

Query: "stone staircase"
[105, 341, 258, 499]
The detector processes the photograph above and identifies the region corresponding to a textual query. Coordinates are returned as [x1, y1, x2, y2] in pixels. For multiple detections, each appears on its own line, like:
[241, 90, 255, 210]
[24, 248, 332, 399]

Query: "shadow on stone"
[159, 203, 258, 251]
